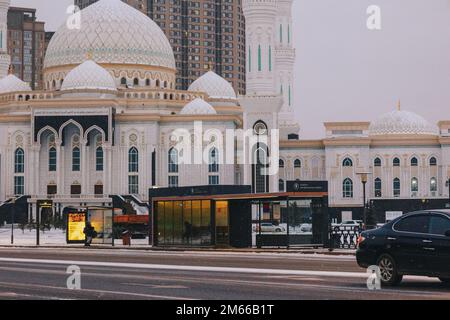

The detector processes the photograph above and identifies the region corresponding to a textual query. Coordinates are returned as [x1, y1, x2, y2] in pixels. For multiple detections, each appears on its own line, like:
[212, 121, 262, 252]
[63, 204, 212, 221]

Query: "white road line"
[0, 257, 366, 278]
[0, 281, 196, 300]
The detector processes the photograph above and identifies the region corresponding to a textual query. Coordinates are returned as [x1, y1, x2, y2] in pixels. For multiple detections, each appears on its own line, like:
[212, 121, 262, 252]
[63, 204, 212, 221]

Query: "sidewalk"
[0, 228, 355, 255]
[0, 243, 355, 255]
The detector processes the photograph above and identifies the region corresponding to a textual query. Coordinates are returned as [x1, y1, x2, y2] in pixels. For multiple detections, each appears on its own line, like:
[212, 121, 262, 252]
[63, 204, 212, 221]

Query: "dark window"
[133, 78, 139, 86]
[374, 178, 382, 197]
[393, 157, 400, 167]
[429, 215, 450, 236]
[169, 176, 179, 188]
[209, 148, 219, 173]
[411, 157, 418, 167]
[96, 147, 104, 171]
[14, 148, 24, 173]
[168, 148, 179, 173]
[14, 176, 24, 196]
[342, 158, 353, 167]
[294, 159, 301, 168]
[394, 215, 429, 234]
[374, 158, 382, 167]
[72, 147, 80, 171]
[120, 77, 127, 85]
[48, 148, 57, 172]
[430, 157, 437, 166]
[129, 147, 139, 173]
[208, 175, 219, 185]
[279, 179, 285, 192]
[279, 159, 284, 168]
[393, 178, 401, 197]
[128, 176, 138, 194]
[70, 184, 81, 196]
[411, 177, 419, 192]
[94, 185, 103, 196]
[47, 185, 57, 196]
[343, 178, 353, 198]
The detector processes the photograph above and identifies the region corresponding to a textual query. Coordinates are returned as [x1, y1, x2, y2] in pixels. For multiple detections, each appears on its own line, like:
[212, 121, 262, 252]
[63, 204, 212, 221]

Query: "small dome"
[369, 110, 438, 136]
[180, 98, 217, 115]
[188, 71, 237, 100]
[0, 74, 32, 94]
[61, 60, 117, 92]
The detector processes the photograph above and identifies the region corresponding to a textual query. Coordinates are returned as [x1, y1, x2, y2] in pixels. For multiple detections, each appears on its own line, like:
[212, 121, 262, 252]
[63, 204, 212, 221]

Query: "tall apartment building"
[74, 0, 246, 94]
[74, 0, 146, 11]
[7, 7, 46, 89]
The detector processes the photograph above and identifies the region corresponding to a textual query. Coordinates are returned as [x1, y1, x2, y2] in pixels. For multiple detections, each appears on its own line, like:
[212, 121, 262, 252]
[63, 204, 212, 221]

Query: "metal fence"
[328, 226, 361, 249]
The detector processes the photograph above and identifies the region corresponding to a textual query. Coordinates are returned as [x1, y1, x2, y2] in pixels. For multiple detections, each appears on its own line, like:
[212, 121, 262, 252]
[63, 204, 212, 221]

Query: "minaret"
[243, 0, 277, 96]
[240, 0, 282, 193]
[275, 0, 300, 138]
[0, 0, 10, 79]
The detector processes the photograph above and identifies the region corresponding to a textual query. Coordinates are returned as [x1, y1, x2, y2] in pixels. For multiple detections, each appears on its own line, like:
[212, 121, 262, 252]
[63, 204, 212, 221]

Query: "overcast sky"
[10, 0, 450, 138]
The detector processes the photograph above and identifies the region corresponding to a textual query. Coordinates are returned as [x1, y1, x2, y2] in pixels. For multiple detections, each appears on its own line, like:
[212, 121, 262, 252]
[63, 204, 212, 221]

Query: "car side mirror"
[445, 230, 450, 237]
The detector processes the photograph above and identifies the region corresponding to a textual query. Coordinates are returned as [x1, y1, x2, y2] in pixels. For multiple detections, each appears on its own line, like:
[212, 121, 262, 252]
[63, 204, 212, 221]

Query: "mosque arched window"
[343, 178, 353, 198]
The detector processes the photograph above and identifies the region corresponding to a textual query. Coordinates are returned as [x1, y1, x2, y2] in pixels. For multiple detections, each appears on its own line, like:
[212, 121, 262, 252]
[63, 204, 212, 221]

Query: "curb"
[0, 245, 356, 256]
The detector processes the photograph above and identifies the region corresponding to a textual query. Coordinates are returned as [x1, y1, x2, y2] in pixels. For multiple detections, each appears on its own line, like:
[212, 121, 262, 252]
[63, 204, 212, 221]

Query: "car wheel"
[377, 254, 403, 286]
[439, 278, 450, 285]
[275, 228, 282, 232]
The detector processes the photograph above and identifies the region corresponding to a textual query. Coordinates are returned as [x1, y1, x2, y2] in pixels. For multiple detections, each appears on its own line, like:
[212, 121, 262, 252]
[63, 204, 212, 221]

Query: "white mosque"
[0, 0, 449, 223]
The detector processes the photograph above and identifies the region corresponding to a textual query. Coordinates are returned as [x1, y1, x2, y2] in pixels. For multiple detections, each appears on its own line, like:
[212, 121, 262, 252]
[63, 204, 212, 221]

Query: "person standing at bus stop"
[83, 222, 96, 247]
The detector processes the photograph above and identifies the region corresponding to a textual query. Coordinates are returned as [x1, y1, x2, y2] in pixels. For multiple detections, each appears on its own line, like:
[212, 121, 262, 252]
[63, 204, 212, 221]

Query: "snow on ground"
[0, 227, 149, 247]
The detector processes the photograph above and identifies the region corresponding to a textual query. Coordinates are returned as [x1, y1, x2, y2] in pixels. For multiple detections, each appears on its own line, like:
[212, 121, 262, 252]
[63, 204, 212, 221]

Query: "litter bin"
[122, 230, 131, 246]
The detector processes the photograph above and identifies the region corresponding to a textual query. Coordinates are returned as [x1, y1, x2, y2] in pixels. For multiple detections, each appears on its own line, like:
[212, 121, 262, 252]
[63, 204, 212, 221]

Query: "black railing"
[328, 226, 361, 250]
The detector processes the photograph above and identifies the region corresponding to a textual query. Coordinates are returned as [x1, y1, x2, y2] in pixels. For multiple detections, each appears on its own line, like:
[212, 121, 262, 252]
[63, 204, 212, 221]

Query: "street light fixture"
[356, 171, 372, 230]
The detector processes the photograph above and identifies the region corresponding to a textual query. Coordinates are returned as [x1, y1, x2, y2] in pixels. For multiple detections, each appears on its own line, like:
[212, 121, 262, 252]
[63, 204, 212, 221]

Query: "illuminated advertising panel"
[67, 212, 86, 244]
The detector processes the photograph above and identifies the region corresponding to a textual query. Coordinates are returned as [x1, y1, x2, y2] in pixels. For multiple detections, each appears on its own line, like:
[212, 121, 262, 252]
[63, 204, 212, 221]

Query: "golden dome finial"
[86, 51, 93, 60]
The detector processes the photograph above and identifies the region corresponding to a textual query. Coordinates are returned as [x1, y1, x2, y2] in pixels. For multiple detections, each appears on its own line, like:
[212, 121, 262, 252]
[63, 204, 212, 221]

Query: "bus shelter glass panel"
[89, 208, 113, 245]
[155, 200, 212, 246]
[173, 201, 183, 245]
[215, 201, 229, 245]
[287, 200, 313, 244]
[182, 200, 192, 245]
[157, 201, 165, 245]
[201, 200, 212, 245]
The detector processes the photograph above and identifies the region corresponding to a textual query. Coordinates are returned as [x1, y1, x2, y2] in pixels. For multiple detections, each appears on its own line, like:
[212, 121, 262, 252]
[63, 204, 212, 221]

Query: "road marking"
[122, 283, 188, 289]
[0, 281, 196, 300]
[0, 257, 367, 278]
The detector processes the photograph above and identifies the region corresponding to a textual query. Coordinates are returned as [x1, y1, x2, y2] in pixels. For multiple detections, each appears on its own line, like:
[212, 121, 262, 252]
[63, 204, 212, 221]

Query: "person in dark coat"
[83, 222, 96, 247]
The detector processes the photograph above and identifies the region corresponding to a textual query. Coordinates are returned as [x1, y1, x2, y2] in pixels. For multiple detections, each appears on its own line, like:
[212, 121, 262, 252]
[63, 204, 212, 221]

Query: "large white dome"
[188, 71, 237, 100]
[0, 74, 31, 94]
[61, 60, 117, 92]
[369, 110, 438, 136]
[44, 0, 175, 71]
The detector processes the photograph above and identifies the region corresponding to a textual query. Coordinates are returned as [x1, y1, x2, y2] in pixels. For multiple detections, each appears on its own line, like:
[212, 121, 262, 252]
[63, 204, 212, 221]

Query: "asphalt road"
[0, 248, 449, 300]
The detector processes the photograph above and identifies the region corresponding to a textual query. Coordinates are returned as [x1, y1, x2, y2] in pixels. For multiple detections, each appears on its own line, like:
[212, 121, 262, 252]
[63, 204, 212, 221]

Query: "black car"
[356, 210, 450, 286]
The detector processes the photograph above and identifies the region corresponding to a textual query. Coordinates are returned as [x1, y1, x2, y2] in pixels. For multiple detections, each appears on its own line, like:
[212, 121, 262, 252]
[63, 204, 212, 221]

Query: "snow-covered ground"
[0, 227, 149, 247]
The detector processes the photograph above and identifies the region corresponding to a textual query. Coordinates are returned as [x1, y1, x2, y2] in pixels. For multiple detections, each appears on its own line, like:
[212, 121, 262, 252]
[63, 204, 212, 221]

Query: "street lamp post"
[11, 197, 16, 245]
[446, 178, 450, 208]
[356, 172, 371, 230]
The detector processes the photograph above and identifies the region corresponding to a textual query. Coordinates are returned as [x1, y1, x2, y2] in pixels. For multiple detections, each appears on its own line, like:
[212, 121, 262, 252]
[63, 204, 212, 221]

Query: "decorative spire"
[86, 50, 93, 60]
[8, 64, 14, 75]
[397, 100, 401, 111]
